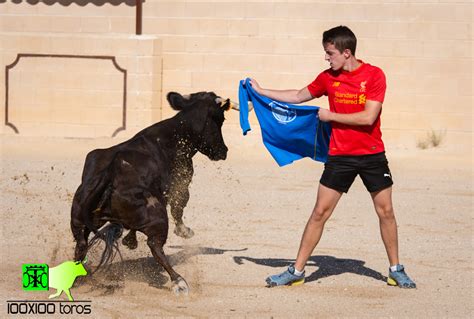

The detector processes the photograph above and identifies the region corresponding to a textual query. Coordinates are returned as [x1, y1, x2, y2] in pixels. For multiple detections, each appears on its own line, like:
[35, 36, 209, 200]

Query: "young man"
[250, 26, 416, 288]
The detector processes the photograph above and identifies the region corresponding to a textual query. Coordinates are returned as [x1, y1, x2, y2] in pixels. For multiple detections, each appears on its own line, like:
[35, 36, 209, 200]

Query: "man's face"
[323, 43, 347, 71]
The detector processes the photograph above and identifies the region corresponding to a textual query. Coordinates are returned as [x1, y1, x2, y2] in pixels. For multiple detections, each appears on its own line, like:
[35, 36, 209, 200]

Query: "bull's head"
[168, 92, 251, 112]
[167, 91, 239, 161]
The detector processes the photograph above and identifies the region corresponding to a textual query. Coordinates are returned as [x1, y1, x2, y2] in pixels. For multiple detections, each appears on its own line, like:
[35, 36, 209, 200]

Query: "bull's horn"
[216, 97, 236, 111]
[229, 100, 238, 110]
[182, 94, 191, 100]
[230, 101, 254, 112]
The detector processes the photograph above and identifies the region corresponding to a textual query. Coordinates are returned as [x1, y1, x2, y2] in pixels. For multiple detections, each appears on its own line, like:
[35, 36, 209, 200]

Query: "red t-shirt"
[307, 61, 386, 156]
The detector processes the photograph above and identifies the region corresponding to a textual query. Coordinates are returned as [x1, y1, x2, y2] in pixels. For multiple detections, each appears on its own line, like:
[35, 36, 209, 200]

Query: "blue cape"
[239, 78, 331, 166]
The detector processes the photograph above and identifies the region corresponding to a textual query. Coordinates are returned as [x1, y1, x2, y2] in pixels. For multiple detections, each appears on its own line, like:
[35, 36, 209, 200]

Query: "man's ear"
[343, 48, 352, 58]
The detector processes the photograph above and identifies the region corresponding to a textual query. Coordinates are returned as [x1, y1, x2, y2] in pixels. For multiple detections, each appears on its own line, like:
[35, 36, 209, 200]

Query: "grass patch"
[417, 130, 446, 149]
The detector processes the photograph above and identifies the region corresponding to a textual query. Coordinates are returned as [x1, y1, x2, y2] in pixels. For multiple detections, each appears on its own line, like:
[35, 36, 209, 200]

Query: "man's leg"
[294, 184, 343, 271]
[371, 186, 416, 288]
[370, 186, 399, 266]
[266, 184, 343, 286]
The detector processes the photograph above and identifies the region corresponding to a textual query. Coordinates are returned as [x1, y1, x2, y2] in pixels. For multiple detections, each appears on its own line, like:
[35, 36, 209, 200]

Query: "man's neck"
[342, 57, 361, 72]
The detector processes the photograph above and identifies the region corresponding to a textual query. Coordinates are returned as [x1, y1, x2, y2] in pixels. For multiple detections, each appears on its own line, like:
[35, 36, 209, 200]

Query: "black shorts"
[320, 152, 393, 193]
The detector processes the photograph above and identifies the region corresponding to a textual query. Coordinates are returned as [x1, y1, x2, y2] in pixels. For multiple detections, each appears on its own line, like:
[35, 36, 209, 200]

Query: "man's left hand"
[318, 108, 332, 122]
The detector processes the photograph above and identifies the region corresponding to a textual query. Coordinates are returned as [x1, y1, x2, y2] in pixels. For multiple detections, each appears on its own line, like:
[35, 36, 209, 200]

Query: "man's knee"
[376, 205, 395, 221]
[310, 206, 332, 223]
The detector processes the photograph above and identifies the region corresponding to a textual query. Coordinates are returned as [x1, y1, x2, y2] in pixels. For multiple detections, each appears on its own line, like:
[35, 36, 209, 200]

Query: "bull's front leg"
[168, 161, 194, 239]
[169, 189, 194, 239]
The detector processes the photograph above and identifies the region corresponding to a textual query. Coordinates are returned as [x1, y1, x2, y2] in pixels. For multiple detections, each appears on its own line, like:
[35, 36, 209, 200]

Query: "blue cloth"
[239, 78, 331, 166]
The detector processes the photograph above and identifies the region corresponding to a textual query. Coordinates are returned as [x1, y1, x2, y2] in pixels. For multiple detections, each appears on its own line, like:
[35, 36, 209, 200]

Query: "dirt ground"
[0, 124, 472, 318]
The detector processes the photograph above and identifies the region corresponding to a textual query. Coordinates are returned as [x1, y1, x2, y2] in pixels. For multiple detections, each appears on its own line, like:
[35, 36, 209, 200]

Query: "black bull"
[70, 91, 233, 294]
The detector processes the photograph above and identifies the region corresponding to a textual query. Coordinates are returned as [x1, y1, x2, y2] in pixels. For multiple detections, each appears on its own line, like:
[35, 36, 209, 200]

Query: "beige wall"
[0, 1, 472, 148]
[0, 33, 162, 137]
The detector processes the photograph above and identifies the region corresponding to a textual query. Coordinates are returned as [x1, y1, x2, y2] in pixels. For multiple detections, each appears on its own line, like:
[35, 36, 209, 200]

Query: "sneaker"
[266, 265, 305, 287]
[387, 264, 416, 288]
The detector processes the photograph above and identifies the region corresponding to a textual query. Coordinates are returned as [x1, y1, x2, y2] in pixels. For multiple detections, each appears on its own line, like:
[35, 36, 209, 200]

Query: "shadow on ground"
[233, 255, 387, 283]
[79, 245, 247, 295]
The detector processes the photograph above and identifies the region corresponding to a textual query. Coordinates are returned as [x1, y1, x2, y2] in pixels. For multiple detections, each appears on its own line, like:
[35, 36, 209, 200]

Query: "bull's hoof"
[174, 224, 194, 239]
[122, 233, 138, 250]
[172, 277, 189, 296]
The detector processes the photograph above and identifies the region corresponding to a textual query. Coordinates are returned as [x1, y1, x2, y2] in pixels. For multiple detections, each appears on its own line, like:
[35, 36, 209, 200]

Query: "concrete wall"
[0, 1, 472, 148]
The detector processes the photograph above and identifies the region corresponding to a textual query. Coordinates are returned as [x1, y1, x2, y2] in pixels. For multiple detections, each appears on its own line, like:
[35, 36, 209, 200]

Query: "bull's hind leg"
[71, 194, 106, 261]
[71, 199, 90, 262]
[142, 206, 189, 295]
[147, 234, 189, 295]
[71, 183, 107, 262]
[72, 221, 91, 262]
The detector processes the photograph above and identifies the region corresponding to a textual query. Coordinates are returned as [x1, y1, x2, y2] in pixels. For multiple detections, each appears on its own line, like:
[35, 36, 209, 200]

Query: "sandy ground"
[0, 124, 472, 318]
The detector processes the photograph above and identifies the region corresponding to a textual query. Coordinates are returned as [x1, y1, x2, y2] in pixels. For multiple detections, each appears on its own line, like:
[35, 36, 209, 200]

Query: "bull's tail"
[87, 222, 123, 273]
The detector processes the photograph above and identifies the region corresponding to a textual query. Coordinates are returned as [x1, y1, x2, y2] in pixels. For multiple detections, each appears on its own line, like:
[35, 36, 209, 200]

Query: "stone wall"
[0, 1, 472, 148]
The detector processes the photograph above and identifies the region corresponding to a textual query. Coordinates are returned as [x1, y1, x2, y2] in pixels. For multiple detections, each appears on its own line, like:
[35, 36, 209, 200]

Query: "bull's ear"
[167, 92, 188, 111]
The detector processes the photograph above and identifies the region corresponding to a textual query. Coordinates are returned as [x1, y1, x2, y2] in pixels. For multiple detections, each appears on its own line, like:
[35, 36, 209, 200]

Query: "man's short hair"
[322, 26, 357, 56]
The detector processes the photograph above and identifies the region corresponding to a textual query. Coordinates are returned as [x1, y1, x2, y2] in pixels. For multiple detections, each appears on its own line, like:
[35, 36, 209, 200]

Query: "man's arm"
[319, 100, 382, 126]
[249, 78, 313, 104]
